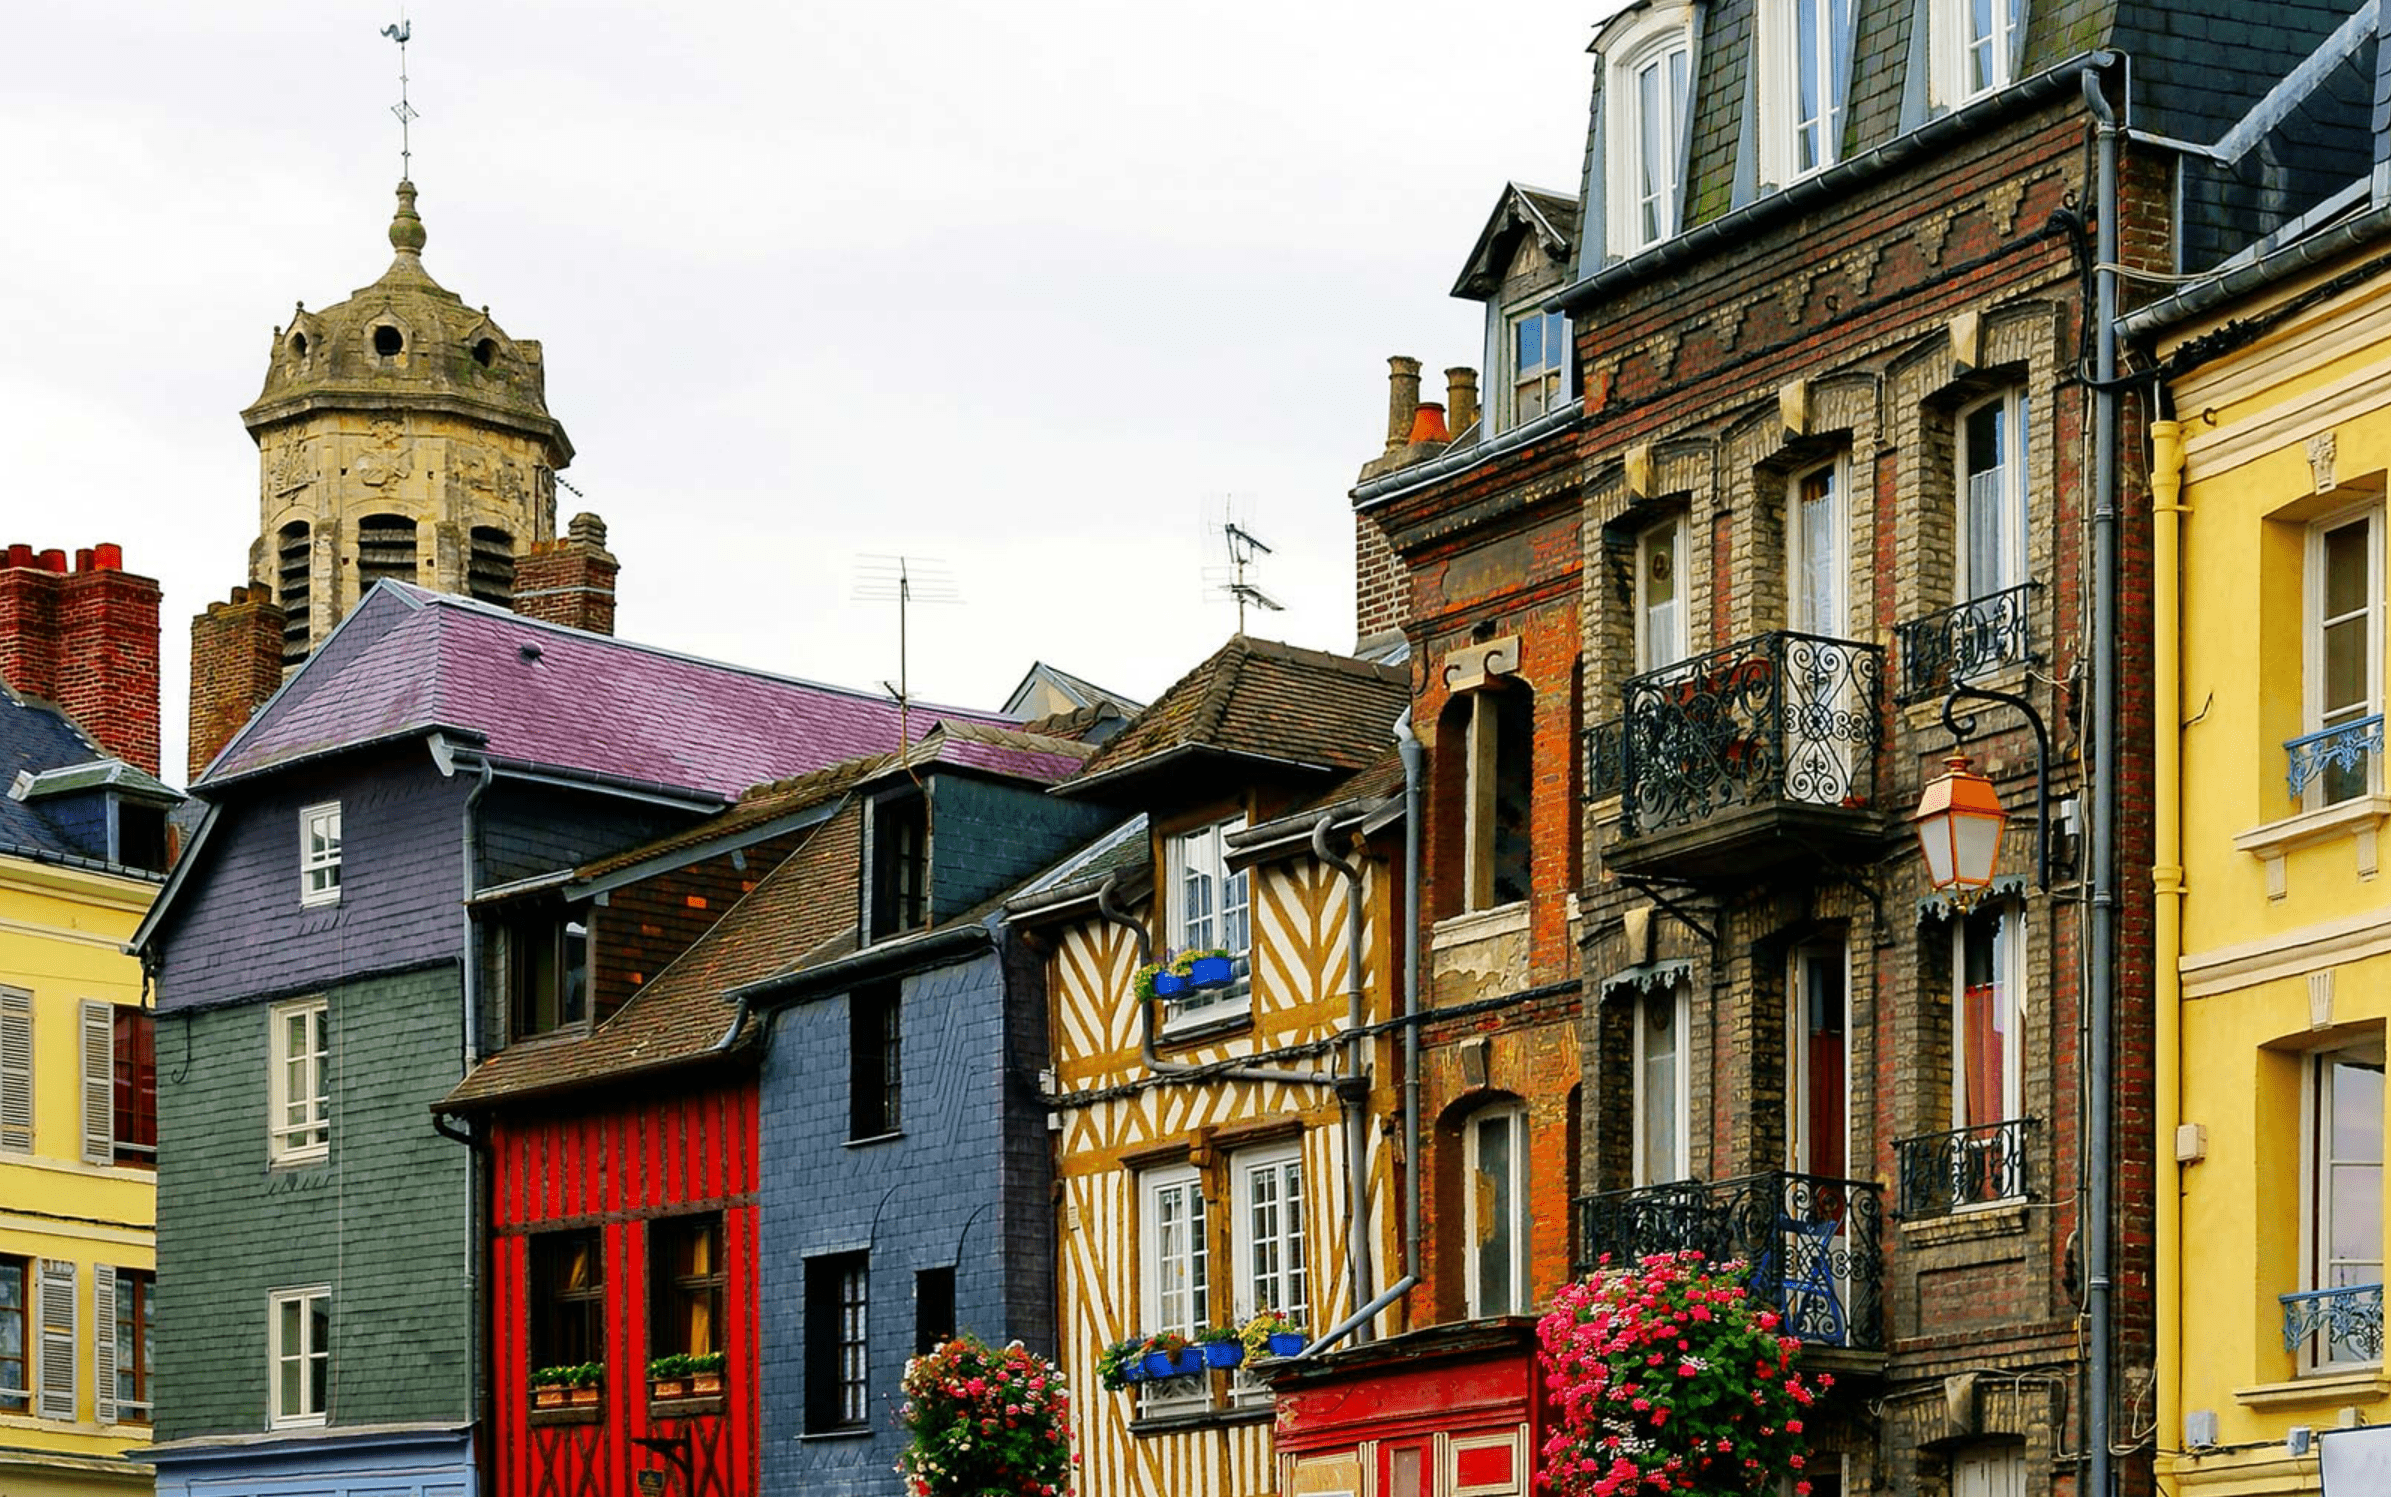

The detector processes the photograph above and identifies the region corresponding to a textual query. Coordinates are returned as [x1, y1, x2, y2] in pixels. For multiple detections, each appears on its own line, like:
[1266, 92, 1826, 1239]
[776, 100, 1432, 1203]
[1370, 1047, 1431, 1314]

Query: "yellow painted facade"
[0, 853, 157, 1494]
[2157, 249, 2391, 1496]
[1041, 835, 1404, 1497]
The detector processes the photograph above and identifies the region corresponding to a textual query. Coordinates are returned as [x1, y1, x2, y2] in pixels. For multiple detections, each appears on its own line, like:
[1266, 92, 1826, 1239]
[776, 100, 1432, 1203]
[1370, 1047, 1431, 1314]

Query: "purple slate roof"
[202, 584, 1017, 796]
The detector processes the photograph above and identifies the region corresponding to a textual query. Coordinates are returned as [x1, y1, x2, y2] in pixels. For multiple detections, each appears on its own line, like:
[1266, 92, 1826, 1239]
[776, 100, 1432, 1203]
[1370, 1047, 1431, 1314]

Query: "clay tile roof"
[1067, 636, 1409, 795]
[441, 801, 870, 1110]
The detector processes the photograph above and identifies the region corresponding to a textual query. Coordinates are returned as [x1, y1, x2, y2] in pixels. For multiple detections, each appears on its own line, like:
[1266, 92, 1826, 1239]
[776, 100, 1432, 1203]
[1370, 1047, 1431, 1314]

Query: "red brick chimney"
[0, 543, 163, 776]
[188, 585, 287, 782]
[512, 512, 619, 636]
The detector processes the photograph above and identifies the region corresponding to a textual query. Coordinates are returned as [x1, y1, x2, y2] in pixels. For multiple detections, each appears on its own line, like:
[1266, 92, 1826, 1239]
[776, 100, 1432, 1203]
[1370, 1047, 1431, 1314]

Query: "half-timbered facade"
[1010, 637, 1410, 1497]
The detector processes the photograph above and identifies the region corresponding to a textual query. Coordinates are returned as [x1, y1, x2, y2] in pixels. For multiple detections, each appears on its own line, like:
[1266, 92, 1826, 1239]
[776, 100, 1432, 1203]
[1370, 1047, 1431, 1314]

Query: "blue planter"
[1201, 1340, 1243, 1369]
[1173, 1348, 1207, 1377]
[1267, 1332, 1306, 1357]
[1151, 970, 1186, 998]
[1141, 1351, 1178, 1378]
[1187, 955, 1234, 988]
[1119, 1359, 1145, 1384]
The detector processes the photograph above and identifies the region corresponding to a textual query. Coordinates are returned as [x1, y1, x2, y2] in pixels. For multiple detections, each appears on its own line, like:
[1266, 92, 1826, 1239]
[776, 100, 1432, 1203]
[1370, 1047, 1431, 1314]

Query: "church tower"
[189, 181, 619, 779]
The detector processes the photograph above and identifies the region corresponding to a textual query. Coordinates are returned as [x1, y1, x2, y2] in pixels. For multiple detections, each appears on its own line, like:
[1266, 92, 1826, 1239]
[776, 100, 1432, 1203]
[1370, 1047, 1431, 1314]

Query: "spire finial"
[380, 14, 417, 182]
[389, 180, 427, 257]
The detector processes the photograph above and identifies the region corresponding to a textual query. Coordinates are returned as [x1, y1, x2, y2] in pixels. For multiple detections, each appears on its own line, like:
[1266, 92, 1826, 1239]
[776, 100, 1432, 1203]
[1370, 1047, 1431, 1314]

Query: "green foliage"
[529, 1362, 603, 1390]
[646, 1351, 727, 1381]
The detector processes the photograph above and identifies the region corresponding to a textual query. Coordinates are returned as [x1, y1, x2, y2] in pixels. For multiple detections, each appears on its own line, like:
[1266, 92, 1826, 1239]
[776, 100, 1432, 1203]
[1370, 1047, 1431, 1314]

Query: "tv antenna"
[1208, 509, 1284, 634]
[380, 13, 418, 180]
[853, 554, 962, 758]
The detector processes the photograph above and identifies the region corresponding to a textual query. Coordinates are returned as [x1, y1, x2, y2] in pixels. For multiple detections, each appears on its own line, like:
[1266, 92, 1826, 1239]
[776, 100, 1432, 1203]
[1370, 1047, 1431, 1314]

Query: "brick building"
[1281, 4, 2369, 1495]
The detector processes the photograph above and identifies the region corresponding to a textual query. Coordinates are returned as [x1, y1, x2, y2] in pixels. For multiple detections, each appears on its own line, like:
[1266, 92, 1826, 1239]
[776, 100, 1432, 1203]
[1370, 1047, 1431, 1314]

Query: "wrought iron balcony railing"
[1893, 581, 2041, 703]
[1894, 1117, 2037, 1219]
[1576, 1171, 1885, 1352]
[1587, 716, 1626, 800]
[1610, 631, 1884, 839]
[2285, 715, 2384, 799]
[2282, 1283, 2384, 1365]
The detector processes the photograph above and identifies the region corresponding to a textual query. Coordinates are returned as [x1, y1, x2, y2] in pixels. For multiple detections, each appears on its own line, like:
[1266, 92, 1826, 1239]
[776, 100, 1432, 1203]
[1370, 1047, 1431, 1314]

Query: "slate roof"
[1452, 182, 1583, 299]
[202, 582, 1016, 796]
[1065, 636, 1410, 795]
[0, 686, 177, 872]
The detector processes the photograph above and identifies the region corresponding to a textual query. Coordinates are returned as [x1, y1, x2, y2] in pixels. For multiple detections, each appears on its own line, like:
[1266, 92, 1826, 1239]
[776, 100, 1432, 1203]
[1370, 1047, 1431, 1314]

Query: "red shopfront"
[1267, 1321, 1552, 1497]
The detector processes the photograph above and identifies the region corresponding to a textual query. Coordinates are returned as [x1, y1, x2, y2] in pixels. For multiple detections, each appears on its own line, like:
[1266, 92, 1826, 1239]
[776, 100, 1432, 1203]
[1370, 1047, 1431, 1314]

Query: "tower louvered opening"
[357, 514, 419, 596]
[469, 526, 516, 606]
[277, 521, 311, 664]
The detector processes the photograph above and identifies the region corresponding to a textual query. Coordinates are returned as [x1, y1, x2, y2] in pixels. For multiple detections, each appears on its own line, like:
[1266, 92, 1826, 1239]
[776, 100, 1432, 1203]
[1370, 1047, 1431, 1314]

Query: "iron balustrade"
[2285, 714, 2384, 799]
[1575, 1171, 1885, 1351]
[1586, 717, 1626, 800]
[1894, 582, 2042, 703]
[2281, 1283, 2385, 1364]
[1894, 1118, 2037, 1219]
[1614, 631, 1884, 838]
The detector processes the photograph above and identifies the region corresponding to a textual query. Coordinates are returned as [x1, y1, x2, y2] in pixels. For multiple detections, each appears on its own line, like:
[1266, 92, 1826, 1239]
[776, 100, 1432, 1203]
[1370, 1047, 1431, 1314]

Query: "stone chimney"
[0, 543, 164, 776]
[512, 512, 620, 636]
[188, 585, 286, 781]
[1383, 357, 1422, 454]
[1446, 367, 1480, 437]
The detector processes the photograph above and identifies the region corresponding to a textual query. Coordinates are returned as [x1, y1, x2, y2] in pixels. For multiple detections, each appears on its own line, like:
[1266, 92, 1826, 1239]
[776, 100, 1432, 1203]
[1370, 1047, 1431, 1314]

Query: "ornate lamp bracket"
[1939, 679, 2054, 892]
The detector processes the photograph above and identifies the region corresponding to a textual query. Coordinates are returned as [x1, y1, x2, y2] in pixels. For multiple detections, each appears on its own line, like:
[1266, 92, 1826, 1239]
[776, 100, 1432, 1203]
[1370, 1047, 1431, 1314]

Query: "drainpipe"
[459, 756, 494, 1071]
[1310, 813, 1376, 1344]
[452, 748, 495, 1492]
[1396, 710, 1424, 1288]
[2150, 411, 2187, 1471]
[1096, 875, 1335, 1089]
[2083, 66, 2121, 1497]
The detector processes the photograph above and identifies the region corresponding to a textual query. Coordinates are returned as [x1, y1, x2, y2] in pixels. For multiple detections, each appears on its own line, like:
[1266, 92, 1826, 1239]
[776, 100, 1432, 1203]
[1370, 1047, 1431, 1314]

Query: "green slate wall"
[154, 963, 471, 1440]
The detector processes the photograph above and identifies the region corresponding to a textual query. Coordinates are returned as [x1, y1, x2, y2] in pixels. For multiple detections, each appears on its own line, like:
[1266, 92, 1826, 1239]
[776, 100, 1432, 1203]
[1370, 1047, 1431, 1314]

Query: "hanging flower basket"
[896, 1332, 1073, 1497]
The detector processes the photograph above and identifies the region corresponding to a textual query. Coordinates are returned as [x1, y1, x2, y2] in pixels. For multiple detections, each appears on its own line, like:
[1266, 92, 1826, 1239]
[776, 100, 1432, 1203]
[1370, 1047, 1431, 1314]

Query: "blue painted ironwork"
[1575, 1171, 1885, 1351]
[1895, 582, 2042, 703]
[2280, 1283, 2384, 1362]
[2284, 715, 2384, 798]
[1895, 1117, 2037, 1218]
[1613, 631, 1884, 838]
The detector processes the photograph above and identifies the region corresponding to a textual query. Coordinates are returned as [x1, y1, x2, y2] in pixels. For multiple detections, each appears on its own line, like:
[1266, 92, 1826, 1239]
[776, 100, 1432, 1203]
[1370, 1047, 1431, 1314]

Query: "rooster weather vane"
[381, 16, 418, 179]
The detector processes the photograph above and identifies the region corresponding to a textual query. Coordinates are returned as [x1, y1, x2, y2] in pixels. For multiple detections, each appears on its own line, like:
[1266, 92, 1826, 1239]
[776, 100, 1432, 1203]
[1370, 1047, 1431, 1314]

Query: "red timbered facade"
[485, 1079, 761, 1497]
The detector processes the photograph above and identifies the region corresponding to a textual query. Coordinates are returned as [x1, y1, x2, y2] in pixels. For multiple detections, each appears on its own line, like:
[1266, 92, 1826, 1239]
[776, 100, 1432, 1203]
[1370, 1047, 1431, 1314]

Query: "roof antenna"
[853, 552, 962, 756]
[380, 12, 418, 181]
[1204, 497, 1285, 634]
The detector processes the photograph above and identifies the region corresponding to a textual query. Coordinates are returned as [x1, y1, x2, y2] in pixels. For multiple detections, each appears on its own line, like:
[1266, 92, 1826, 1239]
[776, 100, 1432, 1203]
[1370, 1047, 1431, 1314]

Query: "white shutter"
[92, 1267, 116, 1425]
[0, 989, 31, 1153]
[80, 1001, 113, 1166]
[36, 1259, 74, 1421]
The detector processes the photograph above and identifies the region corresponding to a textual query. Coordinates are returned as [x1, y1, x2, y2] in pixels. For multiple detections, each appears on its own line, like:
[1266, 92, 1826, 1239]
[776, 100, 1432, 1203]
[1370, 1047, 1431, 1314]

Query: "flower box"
[1172, 1348, 1206, 1377]
[649, 1377, 689, 1400]
[1151, 970, 1187, 998]
[1141, 1350, 1178, 1378]
[1267, 1331, 1306, 1357]
[1201, 1339, 1243, 1369]
[533, 1385, 573, 1410]
[689, 1370, 722, 1395]
[1186, 955, 1235, 989]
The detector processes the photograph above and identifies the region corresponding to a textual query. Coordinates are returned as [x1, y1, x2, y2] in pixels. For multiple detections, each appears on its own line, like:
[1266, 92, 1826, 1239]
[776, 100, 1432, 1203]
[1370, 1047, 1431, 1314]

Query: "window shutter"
[0, 990, 30, 1153]
[80, 1001, 113, 1166]
[36, 1259, 74, 1421]
[92, 1267, 116, 1425]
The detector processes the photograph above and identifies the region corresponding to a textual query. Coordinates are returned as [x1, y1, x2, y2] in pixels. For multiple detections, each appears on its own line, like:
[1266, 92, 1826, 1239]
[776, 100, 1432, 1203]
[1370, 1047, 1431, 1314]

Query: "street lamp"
[1913, 754, 2009, 891]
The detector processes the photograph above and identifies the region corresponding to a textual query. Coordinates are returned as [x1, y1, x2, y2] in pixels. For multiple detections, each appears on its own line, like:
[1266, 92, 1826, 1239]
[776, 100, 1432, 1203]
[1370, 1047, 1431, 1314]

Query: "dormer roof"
[1452, 183, 1583, 300]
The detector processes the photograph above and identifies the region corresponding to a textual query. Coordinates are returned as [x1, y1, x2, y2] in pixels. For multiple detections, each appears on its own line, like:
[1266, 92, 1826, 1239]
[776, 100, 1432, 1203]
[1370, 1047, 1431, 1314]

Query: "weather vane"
[380, 14, 418, 180]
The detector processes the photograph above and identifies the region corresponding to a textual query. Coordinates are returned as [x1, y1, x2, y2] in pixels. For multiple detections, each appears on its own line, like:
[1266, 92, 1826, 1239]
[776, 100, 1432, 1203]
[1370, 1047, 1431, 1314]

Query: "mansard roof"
[197, 581, 1015, 798]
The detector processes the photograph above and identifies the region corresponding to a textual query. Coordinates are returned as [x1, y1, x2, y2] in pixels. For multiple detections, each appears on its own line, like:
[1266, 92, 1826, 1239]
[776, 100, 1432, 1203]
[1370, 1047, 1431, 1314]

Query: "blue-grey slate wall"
[757, 936, 1054, 1496]
[929, 774, 1113, 918]
[477, 782, 697, 888]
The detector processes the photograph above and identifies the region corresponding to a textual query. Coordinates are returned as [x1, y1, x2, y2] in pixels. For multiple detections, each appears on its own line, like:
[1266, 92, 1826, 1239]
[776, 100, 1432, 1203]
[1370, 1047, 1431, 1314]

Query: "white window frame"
[1604, 10, 1694, 258]
[1231, 1144, 1306, 1326]
[298, 801, 342, 907]
[1951, 1444, 2027, 1497]
[267, 1285, 330, 1428]
[1635, 515, 1691, 676]
[1463, 1103, 1531, 1318]
[1138, 1164, 1210, 1415]
[1759, 0, 1851, 185]
[1951, 902, 2025, 1132]
[1788, 456, 1849, 637]
[1632, 981, 1692, 1187]
[1504, 304, 1569, 429]
[1162, 818, 1251, 1032]
[2298, 1037, 2384, 1372]
[1956, 389, 2032, 604]
[268, 998, 330, 1165]
[1932, 0, 2026, 108]
[2303, 504, 2383, 810]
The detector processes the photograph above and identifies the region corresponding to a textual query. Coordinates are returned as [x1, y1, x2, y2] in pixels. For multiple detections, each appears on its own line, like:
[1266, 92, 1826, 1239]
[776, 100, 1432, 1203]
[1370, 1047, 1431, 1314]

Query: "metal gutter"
[1546, 51, 2118, 315]
[2120, 200, 2391, 339]
[572, 795, 843, 900]
[1351, 404, 1583, 510]
[125, 803, 222, 955]
[729, 922, 992, 1007]
[1053, 742, 1338, 800]
[194, 722, 483, 795]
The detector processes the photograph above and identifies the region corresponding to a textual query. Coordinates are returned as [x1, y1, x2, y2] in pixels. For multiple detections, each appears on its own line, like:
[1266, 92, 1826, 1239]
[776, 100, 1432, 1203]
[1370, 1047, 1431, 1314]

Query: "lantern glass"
[1914, 756, 2009, 892]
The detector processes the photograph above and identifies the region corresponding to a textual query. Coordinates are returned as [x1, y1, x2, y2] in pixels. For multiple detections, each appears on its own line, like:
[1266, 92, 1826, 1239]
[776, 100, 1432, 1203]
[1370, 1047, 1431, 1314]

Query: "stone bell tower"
[189, 181, 620, 779]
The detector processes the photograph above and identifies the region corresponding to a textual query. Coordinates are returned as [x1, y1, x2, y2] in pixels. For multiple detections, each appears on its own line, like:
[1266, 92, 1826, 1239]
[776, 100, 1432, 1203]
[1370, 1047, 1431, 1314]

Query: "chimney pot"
[1407, 401, 1451, 445]
[6, 545, 32, 569]
[1385, 356, 1423, 454]
[37, 550, 65, 573]
[1446, 367, 1481, 438]
[93, 543, 122, 571]
[75, 549, 94, 572]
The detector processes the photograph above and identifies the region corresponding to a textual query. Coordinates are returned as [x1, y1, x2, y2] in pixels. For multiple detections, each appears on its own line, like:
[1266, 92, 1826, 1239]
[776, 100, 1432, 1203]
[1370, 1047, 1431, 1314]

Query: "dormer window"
[1761, 0, 1851, 184]
[503, 910, 589, 1041]
[1507, 306, 1568, 427]
[112, 799, 168, 874]
[1163, 817, 1250, 1030]
[1933, 0, 2026, 107]
[1604, 12, 1693, 258]
[867, 790, 929, 941]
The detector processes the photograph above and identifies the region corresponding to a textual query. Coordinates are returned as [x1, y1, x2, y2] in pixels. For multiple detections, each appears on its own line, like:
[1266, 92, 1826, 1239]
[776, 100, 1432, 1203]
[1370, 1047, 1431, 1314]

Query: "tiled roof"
[1003, 661, 1148, 717]
[1068, 636, 1409, 794]
[204, 583, 1015, 796]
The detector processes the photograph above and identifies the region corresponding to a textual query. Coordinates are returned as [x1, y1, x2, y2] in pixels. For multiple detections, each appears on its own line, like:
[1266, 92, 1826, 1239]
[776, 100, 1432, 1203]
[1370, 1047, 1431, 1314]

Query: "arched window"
[469, 526, 516, 606]
[276, 521, 311, 664]
[356, 515, 419, 597]
[1437, 681, 1535, 914]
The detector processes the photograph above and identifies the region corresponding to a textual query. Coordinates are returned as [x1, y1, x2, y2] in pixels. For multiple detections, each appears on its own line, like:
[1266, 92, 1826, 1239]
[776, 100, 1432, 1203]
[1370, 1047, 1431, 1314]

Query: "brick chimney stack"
[188, 585, 286, 782]
[511, 512, 620, 636]
[1383, 357, 1423, 455]
[1446, 367, 1480, 437]
[0, 543, 163, 776]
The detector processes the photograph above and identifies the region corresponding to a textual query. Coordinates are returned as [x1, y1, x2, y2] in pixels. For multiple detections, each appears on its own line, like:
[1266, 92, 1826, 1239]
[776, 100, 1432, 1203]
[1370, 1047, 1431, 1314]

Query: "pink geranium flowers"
[897, 1332, 1073, 1497]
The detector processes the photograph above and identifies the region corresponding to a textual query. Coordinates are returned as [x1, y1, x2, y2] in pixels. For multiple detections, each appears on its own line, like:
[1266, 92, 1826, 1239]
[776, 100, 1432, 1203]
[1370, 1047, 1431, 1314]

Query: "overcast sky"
[4, 4, 1610, 785]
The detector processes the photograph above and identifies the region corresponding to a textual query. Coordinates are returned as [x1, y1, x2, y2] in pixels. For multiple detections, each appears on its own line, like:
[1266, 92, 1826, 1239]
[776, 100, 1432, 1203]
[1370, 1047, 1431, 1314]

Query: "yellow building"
[2140, 196, 2391, 1488]
[0, 694, 176, 1496]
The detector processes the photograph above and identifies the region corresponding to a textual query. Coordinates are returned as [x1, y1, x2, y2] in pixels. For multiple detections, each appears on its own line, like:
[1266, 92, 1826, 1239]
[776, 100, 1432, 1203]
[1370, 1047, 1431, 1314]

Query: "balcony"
[2282, 1283, 2384, 1366]
[1893, 582, 2041, 704]
[1894, 1118, 2037, 1219]
[1598, 631, 1886, 880]
[2285, 715, 2384, 800]
[1575, 1171, 1885, 1353]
